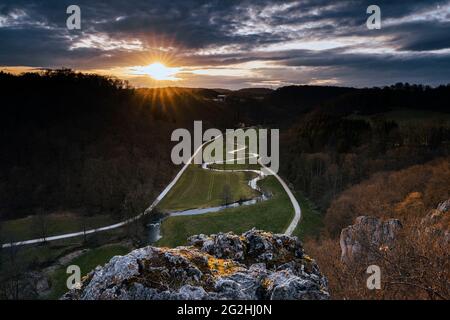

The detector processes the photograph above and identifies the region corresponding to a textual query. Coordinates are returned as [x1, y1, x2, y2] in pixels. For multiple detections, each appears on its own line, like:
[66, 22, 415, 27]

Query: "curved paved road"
[260, 163, 301, 236]
[2, 132, 301, 248]
[202, 140, 301, 236]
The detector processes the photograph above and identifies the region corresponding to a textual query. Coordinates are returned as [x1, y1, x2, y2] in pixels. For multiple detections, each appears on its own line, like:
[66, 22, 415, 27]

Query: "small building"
[213, 94, 227, 102]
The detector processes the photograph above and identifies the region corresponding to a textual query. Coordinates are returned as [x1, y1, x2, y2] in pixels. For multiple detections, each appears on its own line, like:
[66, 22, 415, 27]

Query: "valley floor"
[157, 175, 295, 247]
[157, 164, 259, 212]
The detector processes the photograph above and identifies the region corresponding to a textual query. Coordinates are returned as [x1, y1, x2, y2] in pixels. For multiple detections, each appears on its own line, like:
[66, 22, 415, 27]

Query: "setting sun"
[131, 62, 181, 81]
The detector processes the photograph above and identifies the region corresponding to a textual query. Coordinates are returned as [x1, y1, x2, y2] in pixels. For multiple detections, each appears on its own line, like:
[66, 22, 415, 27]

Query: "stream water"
[147, 165, 270, 244]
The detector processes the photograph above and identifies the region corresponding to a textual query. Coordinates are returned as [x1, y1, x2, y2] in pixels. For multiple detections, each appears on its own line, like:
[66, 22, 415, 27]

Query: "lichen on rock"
[61, 229, 329, 300]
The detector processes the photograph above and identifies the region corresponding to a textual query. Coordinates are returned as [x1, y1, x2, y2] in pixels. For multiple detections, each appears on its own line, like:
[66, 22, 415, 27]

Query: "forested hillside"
[2, 72, 449, 223]
[0, 70, 232, 222]
[305, 158, 449, 299]
[279, 106, 450, 212]
[226, 83, 450, 127]
[269, 84, 450, 300]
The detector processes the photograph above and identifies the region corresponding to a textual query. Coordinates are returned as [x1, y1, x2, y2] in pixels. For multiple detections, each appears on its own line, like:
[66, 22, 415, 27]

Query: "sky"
[1, 0, 450, 89]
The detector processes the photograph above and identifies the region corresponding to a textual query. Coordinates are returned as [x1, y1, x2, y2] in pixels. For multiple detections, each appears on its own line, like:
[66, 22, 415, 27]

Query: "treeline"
[0, 70, 231, 221]
[225, 85, 354, 126]
[325, 157, 450, 236]
[226, 83, 450, 126]
[320, 83, 450, 115]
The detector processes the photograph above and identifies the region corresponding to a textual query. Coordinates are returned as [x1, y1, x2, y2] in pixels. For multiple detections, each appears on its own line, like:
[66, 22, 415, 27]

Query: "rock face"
[340, 216, 402, 263]
[61, 229, 329, 300]
[421, 199, 450, 243]
[437, 199, 450, 213]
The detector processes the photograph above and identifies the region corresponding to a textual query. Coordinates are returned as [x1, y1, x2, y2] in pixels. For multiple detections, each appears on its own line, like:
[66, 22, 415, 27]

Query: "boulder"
[421, 199, 450, 243]
[340, 216, 402, 263]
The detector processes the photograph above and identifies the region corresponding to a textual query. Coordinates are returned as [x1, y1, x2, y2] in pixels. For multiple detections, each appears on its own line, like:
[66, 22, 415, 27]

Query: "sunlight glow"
[130, 62, 181, 81]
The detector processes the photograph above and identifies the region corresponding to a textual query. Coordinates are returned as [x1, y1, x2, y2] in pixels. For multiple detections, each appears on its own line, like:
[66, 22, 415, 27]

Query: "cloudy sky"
[1, 0, 450, 88]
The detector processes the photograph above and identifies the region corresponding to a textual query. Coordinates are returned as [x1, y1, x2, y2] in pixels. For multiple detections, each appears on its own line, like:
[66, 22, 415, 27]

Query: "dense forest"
[225, 83, 450, 126]
[280, 111, 450, 212]
[266, 84, 450, 300]
[0, 70, 232, 223]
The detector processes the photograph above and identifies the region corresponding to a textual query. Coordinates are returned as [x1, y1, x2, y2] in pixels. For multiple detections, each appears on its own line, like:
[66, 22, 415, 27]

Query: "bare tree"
[32, 208, 49, 242]
[80, 211, 90, 244]
[122, 187, 148, 246]
[0, 220, 3, 271]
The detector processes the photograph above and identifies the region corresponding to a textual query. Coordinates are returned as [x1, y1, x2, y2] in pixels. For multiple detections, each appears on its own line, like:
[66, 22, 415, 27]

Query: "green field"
[45, 244, 129, 299]
[157, 176, 294, 247]
[157, 165, 258, 212]
[1, 212, 116, 242]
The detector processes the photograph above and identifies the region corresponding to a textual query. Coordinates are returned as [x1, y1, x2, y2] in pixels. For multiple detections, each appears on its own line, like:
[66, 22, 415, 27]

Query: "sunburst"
[131, 62, 181, 81]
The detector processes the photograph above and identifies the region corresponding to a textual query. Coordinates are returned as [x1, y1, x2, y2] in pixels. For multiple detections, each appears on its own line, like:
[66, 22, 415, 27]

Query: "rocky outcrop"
[421, 199, 450, 243]
[340, 216, 402, 263]
[437, 199, 450, 213]
[61, 229, 329, 300]
[340, 200, 449, 263]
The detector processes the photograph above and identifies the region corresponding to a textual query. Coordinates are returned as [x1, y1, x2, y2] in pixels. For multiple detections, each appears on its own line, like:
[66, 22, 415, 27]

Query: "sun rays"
[130, 62, 181, 81]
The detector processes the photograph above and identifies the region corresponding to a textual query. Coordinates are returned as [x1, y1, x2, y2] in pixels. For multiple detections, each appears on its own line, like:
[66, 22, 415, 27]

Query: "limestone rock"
[421, 199, 450, 243]
[340, 216, 402, 263]
[437, 199, 450, 213]
[62, 229, 329, 300]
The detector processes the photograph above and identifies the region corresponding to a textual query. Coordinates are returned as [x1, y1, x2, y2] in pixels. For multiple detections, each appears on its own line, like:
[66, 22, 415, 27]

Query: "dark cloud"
[386, 21, 450, 51]
[0, 0, 449, 87]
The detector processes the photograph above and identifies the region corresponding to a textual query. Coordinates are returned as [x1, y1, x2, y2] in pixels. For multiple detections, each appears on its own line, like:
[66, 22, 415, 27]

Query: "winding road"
[201, 138, 301, 235]
[1, 131, 301, 248]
